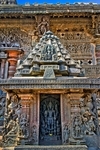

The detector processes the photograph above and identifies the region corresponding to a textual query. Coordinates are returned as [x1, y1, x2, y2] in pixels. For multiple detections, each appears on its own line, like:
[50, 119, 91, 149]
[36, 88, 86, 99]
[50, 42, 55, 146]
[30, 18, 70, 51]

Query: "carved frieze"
[0, 28, 32, 56]
[83, 65, 100, 77]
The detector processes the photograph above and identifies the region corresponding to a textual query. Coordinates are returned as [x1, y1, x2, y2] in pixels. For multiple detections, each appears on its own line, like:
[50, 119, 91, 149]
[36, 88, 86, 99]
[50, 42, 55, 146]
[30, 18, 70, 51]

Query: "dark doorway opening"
[39, 94, 62, 145]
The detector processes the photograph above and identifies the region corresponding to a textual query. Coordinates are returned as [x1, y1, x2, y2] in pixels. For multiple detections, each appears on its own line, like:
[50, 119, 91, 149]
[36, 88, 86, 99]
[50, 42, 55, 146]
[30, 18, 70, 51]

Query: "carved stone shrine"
[0, 1, 100, 150]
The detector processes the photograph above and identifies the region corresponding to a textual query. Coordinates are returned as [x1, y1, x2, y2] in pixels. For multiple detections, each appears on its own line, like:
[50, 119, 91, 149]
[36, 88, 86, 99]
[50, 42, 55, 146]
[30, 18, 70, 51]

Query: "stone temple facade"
[0, 1, 100, 150]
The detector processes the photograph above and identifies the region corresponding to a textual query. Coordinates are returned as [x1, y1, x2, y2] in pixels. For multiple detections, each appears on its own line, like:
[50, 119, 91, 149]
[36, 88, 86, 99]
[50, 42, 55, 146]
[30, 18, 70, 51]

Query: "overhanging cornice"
[0, 4, 100, 15]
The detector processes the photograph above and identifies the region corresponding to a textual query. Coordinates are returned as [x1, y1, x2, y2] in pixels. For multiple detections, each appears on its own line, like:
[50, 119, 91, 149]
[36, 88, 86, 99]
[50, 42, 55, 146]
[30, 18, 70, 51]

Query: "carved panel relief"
[3, 93, 39, 146]
[0, 28, 32, 56]
[20, 94, 38, 145]
[3, 94, 21, 146]
[56, 32, 95, 65]
[62, 92, 98, 145]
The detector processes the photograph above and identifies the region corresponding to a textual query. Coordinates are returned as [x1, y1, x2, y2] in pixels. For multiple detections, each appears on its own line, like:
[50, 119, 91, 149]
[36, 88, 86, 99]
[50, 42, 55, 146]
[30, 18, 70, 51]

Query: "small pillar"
[8, 58, 17, 78]
[5, 48, 24, 78]
[95, 44, 100, 64]
[1, 59, 6, 79]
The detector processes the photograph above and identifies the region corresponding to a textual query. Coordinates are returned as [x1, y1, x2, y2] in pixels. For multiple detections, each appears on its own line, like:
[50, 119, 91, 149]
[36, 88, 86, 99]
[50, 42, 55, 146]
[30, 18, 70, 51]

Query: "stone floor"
[2, 145, 87, 150]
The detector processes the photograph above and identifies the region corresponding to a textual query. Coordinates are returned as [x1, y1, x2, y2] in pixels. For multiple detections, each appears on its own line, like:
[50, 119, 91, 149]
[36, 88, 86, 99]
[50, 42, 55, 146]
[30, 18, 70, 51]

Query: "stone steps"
[3, 145, 87, 150]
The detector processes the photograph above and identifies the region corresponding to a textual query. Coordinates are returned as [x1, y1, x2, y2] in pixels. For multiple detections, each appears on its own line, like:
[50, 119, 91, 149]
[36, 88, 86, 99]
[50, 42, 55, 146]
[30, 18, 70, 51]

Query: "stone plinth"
[3, 145, 87, 150]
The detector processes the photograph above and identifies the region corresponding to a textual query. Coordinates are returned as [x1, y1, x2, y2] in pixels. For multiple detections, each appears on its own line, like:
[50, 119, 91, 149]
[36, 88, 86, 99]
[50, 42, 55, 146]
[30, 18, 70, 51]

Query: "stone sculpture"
[38, 17, 49, 35]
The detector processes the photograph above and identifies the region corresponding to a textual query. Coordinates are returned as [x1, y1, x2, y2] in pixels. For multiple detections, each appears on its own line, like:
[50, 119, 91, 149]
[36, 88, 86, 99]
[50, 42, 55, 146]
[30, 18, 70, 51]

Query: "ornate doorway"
[39, 94, 62, 145]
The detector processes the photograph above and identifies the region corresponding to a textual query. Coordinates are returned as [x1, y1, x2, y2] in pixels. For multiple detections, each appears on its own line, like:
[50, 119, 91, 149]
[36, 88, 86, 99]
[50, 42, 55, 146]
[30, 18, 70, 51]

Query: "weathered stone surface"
[43, 68, 55, 79]
[13, 145, 87, 150]
[1, 2, 100, 149]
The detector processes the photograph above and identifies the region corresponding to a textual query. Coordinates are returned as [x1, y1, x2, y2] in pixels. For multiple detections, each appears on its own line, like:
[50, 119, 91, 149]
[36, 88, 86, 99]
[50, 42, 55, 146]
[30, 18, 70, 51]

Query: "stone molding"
[0, 78, 100, 89]
[0, 4, 100, 15]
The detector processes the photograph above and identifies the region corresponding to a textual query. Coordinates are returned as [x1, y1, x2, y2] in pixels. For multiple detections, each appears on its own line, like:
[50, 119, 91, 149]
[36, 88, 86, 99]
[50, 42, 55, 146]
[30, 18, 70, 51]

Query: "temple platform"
[2, 145, 87, 150]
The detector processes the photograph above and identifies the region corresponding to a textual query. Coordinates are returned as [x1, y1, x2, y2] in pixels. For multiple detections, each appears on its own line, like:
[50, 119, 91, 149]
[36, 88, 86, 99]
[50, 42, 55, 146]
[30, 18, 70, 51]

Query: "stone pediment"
[15, 31, 83, 79]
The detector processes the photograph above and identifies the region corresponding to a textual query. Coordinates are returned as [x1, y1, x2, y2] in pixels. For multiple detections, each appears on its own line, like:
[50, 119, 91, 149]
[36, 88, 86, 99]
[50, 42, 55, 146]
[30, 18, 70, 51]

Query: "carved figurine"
[31, 125, 37, 144]
[73, 116, 82, 138]
[4, 118, 20, 146]
[63, 124, 70, 144]
[82, 108, 96, 135]
[20, 114, 29, 138]
[38, 17, 49, 35]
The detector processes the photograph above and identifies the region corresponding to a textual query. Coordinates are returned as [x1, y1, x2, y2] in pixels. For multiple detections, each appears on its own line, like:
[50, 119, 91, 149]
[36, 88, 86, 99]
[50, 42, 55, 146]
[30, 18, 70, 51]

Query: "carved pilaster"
[92, 15, 97, 29]
[1, 59, 6, 79]
[29, 94, 38, 144]
[95, 15, 100, 36]
[4, 61, 9, 79]
[95, 44, 100, 65]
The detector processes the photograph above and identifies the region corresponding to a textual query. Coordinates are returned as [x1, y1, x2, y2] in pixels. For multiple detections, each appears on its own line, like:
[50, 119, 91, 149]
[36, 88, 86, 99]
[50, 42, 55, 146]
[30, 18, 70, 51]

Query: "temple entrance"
[39, 94, 62, 145]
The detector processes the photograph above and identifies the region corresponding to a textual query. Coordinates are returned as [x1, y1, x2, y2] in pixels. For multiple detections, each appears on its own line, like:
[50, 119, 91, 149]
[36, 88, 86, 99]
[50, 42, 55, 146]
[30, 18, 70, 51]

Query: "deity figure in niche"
[45, 45, 53, 60]
[38, 17, 49, 35]
[41, 44, 57, 61]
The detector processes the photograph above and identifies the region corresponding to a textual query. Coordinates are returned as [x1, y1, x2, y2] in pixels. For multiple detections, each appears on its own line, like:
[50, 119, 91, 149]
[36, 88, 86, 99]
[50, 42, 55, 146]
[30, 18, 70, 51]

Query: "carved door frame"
[38, 93, 63, 145]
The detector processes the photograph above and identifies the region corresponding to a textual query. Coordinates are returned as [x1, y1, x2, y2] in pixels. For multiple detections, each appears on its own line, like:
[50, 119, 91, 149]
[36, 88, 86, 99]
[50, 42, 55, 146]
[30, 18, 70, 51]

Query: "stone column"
[8, 58, 17, 78]
[6, 48, 24, 78]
